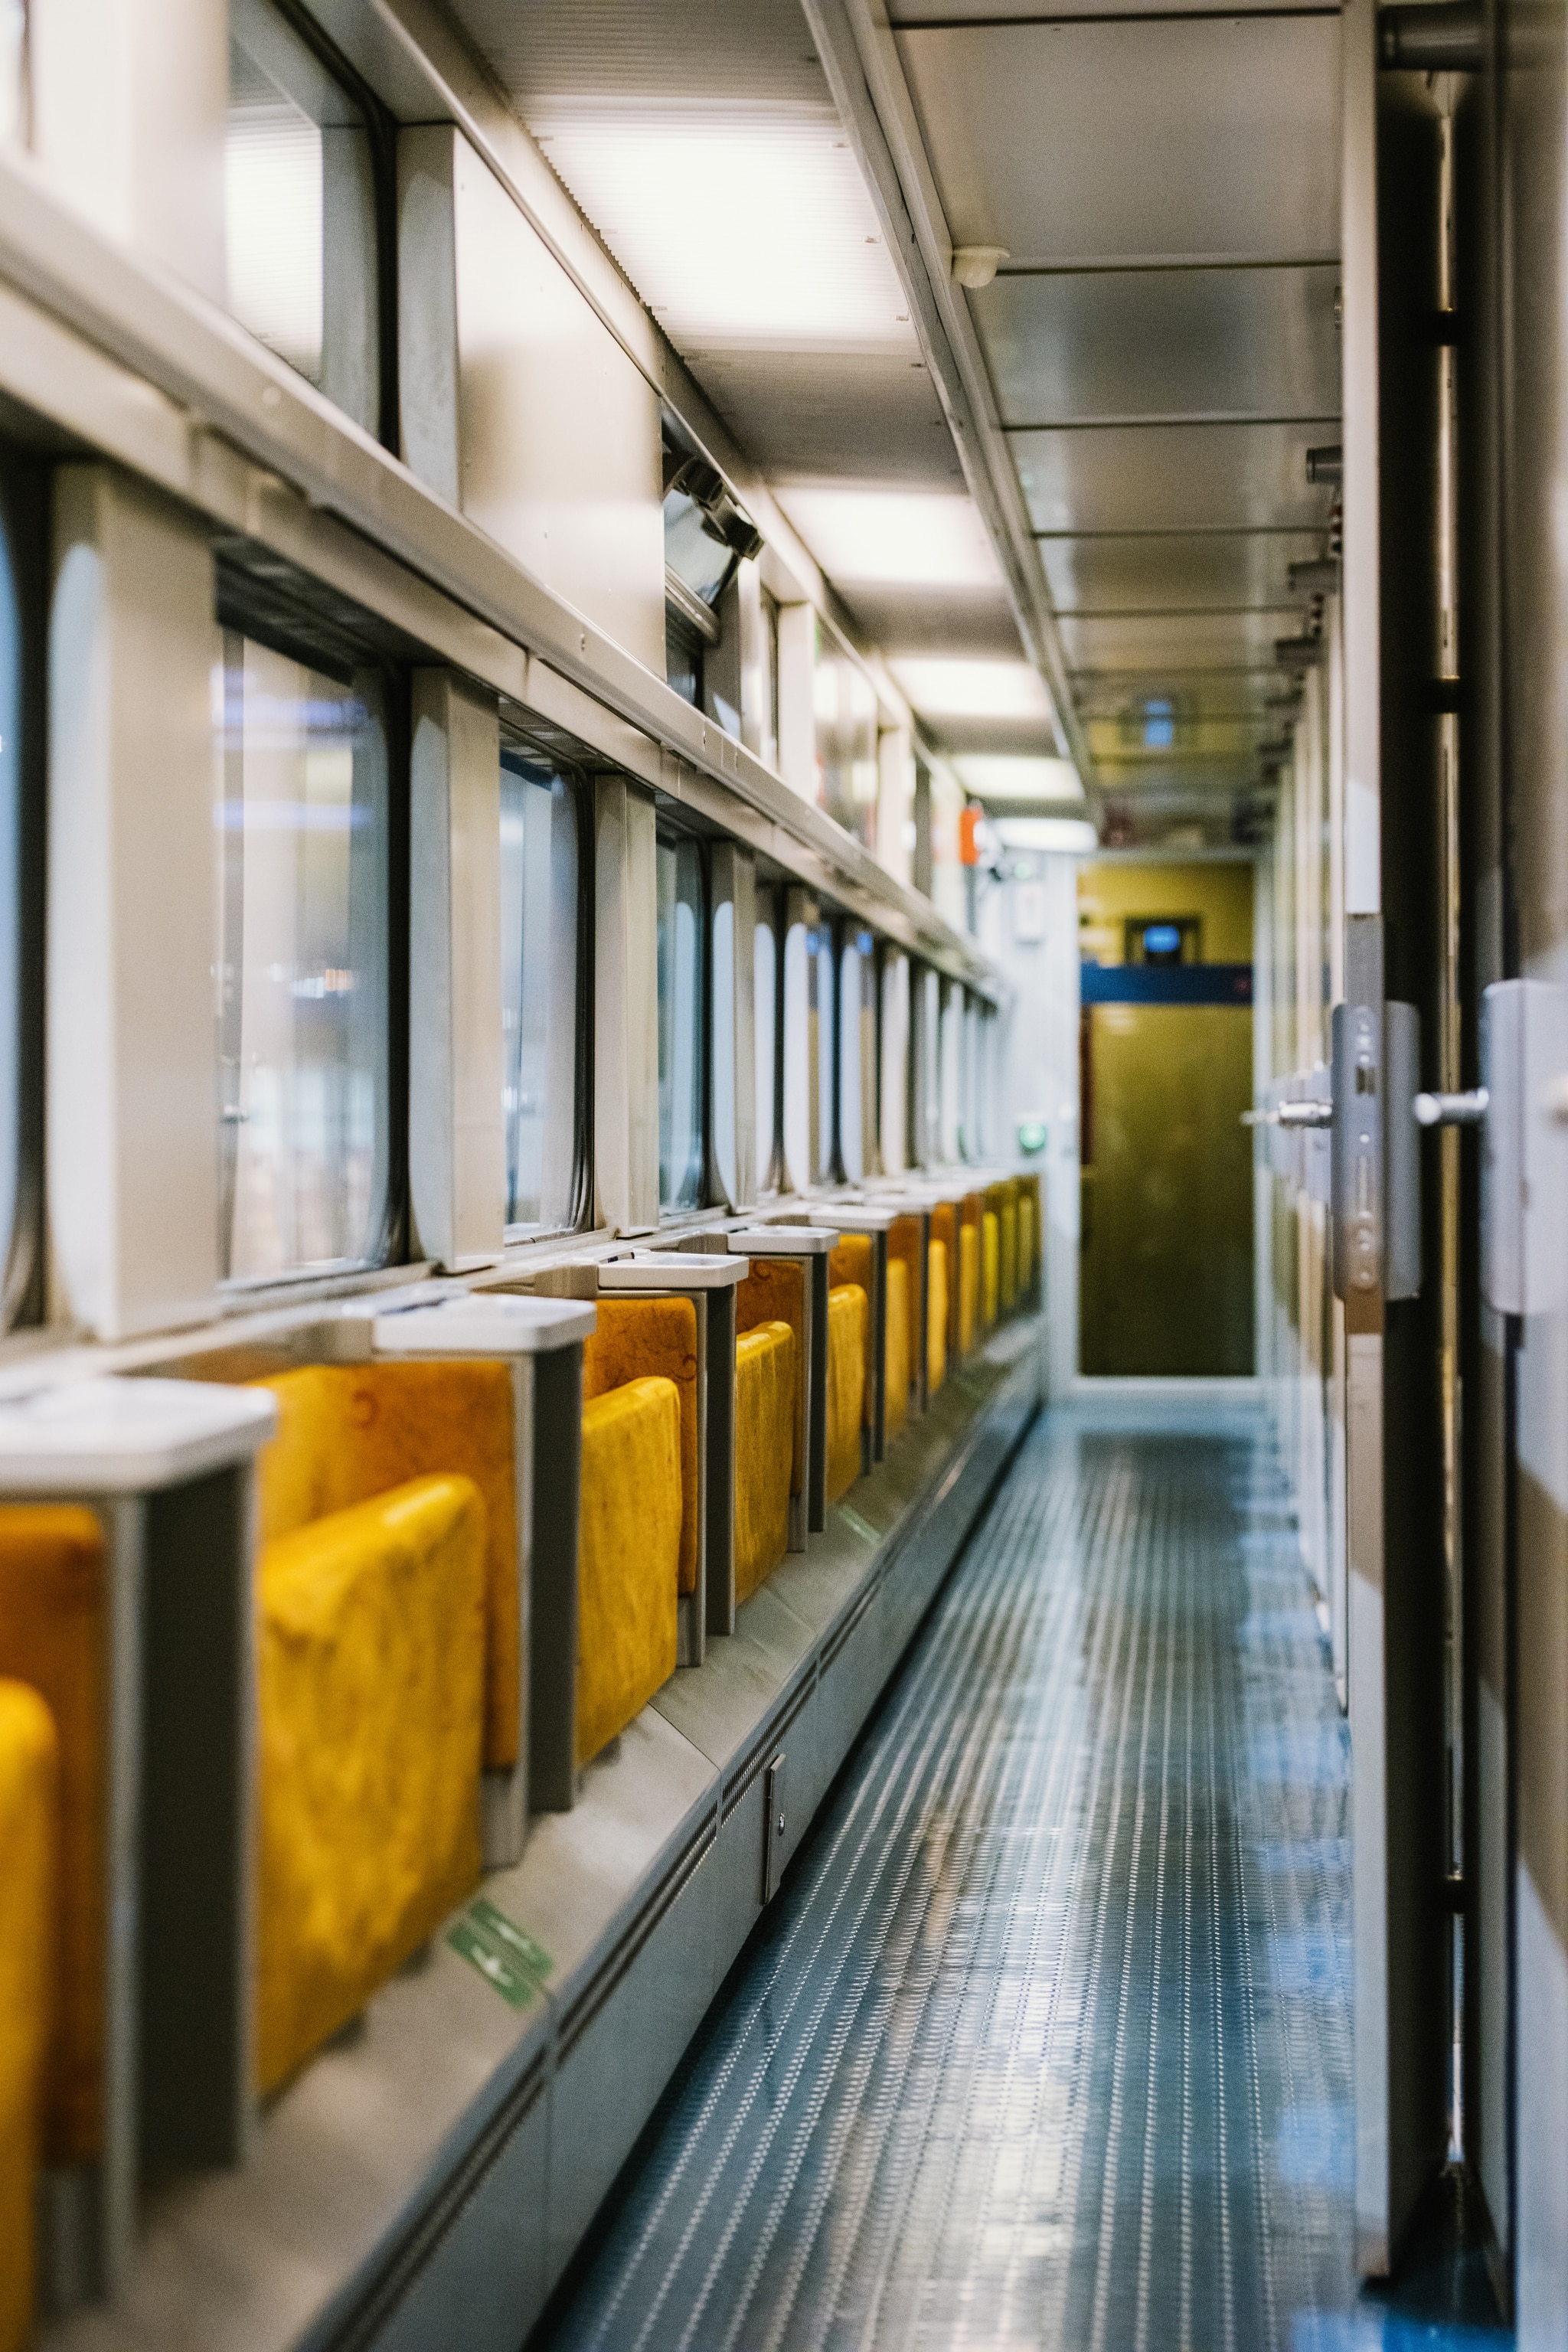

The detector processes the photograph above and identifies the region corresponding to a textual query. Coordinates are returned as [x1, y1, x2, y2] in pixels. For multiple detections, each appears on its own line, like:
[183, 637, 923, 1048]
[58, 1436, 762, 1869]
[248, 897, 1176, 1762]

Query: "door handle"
[1413, 1088, 1488, 1128]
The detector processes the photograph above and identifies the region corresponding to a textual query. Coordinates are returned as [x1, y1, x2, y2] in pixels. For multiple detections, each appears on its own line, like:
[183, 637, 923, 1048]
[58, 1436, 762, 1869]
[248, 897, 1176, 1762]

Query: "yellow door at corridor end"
[1078, 861, 1256, 1376]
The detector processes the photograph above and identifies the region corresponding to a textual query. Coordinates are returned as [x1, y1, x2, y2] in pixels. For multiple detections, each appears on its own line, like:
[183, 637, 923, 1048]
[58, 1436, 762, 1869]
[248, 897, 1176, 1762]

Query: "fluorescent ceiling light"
[776, 488, 1004, 590]
[996, 817, 1098, 854]
[892, 660, 1054, 721]
[528, 114, 916, 349]
[957, 755, 1083, 802]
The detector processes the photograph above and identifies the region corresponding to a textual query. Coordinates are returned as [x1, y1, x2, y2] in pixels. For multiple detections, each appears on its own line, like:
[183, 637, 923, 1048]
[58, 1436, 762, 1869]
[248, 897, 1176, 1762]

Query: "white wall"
[978, 851, 1081, 1396]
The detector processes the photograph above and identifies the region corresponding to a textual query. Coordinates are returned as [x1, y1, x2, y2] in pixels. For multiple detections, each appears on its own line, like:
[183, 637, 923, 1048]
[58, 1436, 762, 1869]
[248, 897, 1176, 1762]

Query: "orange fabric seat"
[884, 1256, 910, 1441]
[253, 1364, 520, 1767]
[959, 1222, 980, 1358]
[256, 1474, 487, 2093]
[927, 1240, 949, 1398]
[825, 1285, 867, 1504]
[737, 1258, 806, 1496]
[583, 1298, 700, 1597]
[577, 1378, 682, 1762]
[733, 1321, 795, 1602]
[0, 1677, 57, 2352]
[828, 1233, 876, 1430]
[0, 1506, 106, 2164]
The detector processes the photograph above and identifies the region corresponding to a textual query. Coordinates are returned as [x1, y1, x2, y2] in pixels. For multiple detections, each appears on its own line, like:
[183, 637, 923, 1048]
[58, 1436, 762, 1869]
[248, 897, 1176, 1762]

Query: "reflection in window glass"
[0, 0, 24, 144]
[0, 475, 23, 1312]
[226, 0, 380, 436]
[916, 965, 940, 1167]
[754, 906, 777, 1191]
[501, 752, 579, 1233]
[217, 635, 390, 1282]
[657, 835, 706, 1210]
[838, 933, 877, 1186]
[812, 925, 836, 1184]
[939, 983, 962, 1162]
[879, 950, 908, 1177]
[664, 492, 736, 609]
[782, 908, 811, 1194]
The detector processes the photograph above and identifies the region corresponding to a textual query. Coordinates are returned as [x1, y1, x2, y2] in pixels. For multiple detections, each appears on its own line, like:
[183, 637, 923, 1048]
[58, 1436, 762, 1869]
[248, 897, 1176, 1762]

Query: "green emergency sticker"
[448, 1898, 554, 2009]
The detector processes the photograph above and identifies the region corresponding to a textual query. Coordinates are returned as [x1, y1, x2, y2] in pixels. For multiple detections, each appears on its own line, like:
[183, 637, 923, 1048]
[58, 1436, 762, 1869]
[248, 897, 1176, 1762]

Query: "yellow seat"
[734, 1321, 796, 1602]
[0, 1679, 57, 2352]
[1018, 1187, 1036, 1300]
[826, 1285, 867, 1504]
[959, 1222, 980, 1358]
[929, 1204, 959, 1361]
[982, 1211, 1000, 1328]
[737, 1258, 806, 1501]
[1000, 1196, 1020, 1312]
[256, 1475, 487, 2094]
[255, 1364, 520, 1768]
[884, 1256, 910, 1440]
[828, 1233, 875, 1436]
[583, 1298, 700, 1597]
[0, 1507, 106, 2165]
[577, 1379, 682, 1764]
[927, 1240, 949, 1397]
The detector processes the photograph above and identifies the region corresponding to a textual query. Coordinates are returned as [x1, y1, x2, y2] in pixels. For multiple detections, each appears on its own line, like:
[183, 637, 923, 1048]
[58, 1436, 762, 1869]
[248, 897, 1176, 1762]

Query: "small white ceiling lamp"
[951, 246, 1009, 290]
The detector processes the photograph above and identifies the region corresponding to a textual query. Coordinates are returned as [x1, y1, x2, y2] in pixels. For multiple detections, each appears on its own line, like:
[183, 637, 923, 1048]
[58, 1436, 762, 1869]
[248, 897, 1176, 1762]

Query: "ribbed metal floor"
[537, 1397, 1508, 2352]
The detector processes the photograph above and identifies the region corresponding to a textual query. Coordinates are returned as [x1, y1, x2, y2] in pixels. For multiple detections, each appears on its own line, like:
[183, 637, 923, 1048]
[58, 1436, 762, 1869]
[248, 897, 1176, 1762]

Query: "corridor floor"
[537, 1396, 1510, 2352]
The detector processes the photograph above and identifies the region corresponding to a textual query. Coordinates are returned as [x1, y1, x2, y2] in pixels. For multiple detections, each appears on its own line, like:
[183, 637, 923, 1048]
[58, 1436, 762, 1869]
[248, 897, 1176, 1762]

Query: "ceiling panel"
[1073, 671, 1293, 724]
[1060, 608, 1301, 671]
[1012, 422, 1338, 535]
[975, 265, 1340, 426]
[689, 351, 961, 480]
[826, 586, 1022, 657]
[897, 17, 1340, 263]
[1083, 715, 1277, 762]
[1040, 531, 1326, 614]
[892, 0, 1318, 16]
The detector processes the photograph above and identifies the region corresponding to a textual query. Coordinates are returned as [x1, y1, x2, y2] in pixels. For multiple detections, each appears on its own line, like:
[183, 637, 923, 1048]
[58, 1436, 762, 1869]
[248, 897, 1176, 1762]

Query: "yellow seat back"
[577, 1379, 681, 1766]
[583, 1298, 700, 1597]
[825, 1285, 867, 1504]
[828, 1233, 875, 1429]
[0, 1507, 105, 2164]
[982, 1212, 1000, 1328]
[256, 1473, 487, 2093]
[959, 1223, 979, 1358]
[253, 1364, 519, 1769]
[0, 1678, 57, 2352]
[927, 1240, 949, 1397]
[737, 1259, 806, 1494]
[733, 1322, 795, 1602]
[884, 1256, 910, 1440]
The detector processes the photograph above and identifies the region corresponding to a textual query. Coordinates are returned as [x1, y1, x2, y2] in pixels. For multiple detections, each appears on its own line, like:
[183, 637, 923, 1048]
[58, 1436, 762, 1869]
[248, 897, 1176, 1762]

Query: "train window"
[225, 0, 392, 443]
[915, 965, 940, 1168]
[753, 894, 779, 1192]
[0, 458, 41, 1326]
[217, 634, 394, 1282]
[838, 931, 877, 1185]
[500, 749, 581, 1236]
[656, 832, 706, 1210]
[878, 949, 908, 1177]
[939, 982, 962, 1163]
[665, 605, 704, 710]
[812, 923, 836, 1184]
[961, 993, 982, 1161]
[0, 2, 21, 143]
[782, 902, 811, 1194]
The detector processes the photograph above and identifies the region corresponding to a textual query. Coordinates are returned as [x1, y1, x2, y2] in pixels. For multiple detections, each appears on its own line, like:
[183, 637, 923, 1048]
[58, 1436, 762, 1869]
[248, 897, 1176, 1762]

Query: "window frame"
[655, 822, 710, 1218]
[498, 738, 594, 1243]
[0, 452, 46, 1331]
[227, 0, 400, 452]
[214, 564, 410, 1287]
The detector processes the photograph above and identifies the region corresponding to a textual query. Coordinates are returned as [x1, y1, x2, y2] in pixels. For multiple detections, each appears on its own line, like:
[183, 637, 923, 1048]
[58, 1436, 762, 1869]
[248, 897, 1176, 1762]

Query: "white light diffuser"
[528, 114, 916, 350]
[995, 817, 1098, 853]
[775, 488, 1004, 590]
[956, 754, 1083, 802]
[891, 660, 1055, 721]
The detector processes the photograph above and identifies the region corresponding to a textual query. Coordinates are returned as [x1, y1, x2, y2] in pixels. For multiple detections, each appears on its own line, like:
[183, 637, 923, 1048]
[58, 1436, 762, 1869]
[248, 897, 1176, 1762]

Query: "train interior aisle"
[540, 1397, 1503, 2352]
[0, 0, 1563, 2348]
